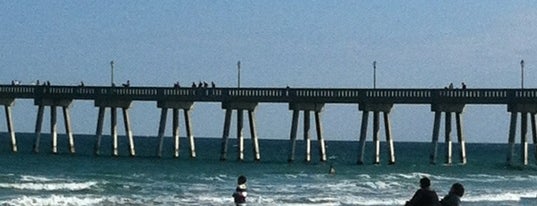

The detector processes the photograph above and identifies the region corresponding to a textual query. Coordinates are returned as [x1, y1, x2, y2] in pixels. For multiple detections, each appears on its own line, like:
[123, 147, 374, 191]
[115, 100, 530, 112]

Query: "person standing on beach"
[440, 183, 464, 206]
[405, 177, 440, 206]
[232, 175, 247, 206]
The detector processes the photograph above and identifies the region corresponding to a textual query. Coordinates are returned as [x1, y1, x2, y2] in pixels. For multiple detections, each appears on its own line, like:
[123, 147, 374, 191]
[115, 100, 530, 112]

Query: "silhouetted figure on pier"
[191, 82, 196, 88]
[211, 81, 215, 88]
[461, 82, 466, 90]
[448, 83, 453, 90]
[122, 80, 130, 87]
[232, 175, 247, 206]
[440, 183, 464, 206]
[203, 81, 208, 88]
[173, 82, 180, 88]
[198, 81, 203, 88]
[80, 81, 85, 87]
[405, 177, 440, 206]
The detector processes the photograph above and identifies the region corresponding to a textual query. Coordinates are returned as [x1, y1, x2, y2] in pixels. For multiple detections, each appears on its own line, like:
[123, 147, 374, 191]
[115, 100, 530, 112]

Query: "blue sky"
[1, 1, 537, 143]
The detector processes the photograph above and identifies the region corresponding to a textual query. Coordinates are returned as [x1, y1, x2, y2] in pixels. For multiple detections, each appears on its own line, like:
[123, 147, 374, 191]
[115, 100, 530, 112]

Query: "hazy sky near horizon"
[1, 1, 537, 144]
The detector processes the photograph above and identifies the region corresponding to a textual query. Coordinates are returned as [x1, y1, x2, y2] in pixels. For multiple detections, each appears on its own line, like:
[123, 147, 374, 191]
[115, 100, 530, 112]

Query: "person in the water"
[440, 183, 464, 206]
[232, 175, 247, 206]
[405, 177, 440, 206]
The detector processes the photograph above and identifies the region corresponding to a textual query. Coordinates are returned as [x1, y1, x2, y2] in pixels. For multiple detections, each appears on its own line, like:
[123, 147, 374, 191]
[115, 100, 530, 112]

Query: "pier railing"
[1, 85, 537, 104]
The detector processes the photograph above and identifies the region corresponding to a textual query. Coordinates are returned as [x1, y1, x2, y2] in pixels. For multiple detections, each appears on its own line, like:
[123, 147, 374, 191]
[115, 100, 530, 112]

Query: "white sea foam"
[1, 195, 104, 206]
[464, 191, 537, 203]
[0, 181, 97, 191]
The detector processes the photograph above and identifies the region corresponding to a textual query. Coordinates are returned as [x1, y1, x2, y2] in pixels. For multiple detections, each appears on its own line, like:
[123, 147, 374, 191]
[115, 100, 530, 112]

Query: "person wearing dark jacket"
[405, 177, 440, 206]
[232, 175, 247, 206]
[440, 183, 464, 206]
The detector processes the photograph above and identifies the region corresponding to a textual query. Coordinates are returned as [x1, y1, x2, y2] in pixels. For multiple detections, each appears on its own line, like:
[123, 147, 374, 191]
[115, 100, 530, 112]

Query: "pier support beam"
[33, 99, 75, 154]
[287, 103, 326, 163]
[506, 104, 537, 166]
[0, 98, 17, 152]
[357, 103, 395, 165]
[94, 99, 135, 157]
[429, 104, 466, 165]
[220, 102, 260, 161]
[156, 101, 196, 158]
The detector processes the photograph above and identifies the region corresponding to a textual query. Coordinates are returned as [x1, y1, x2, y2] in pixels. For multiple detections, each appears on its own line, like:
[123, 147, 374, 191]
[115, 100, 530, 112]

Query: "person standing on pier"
[232, 175, 247, 206]
[405, 177, 440, 206]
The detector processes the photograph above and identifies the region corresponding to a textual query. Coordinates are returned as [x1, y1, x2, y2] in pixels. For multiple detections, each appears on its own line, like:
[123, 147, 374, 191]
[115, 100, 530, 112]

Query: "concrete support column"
[315, 111, 327, 162]
[248, 110, 260, 161]
[521, 112, 529, 165]
[430, 111, 441, 165]
[373, 111, 380, 164]
[0, 99, 17, 152]
[33, 99, 74, 154]
[531, 113, 537, 163]
[430, 104, 466, 165]
[111, 107, 118, 156]
[220, 109, 232, 161]
[304, 110, 311, 162]
[94, 100, 134, 157]
[50, 106, 58, 154]
[155, 101, 195, 158]
[384, 112, 395, 164]
[95, 107, 105, 155]
[4, 105, 17, 152]
[122, 108, 136, 157]
[220, 102, 260, 161]
[358, 103, 394, 165]
[507, 112, 518, 166]
[357, 111, 369, 165]
[288, 110, 299, 162]
[157, 108, 168, 158]
[184, 109, 196, 158]
[34, 105, 45, 153]
[445, 112, 452, 165]
[288, 103, 325, 163]
[172, 109, 180, 158]
[63, 106, 75, 153]
[237, 109, 245, 161]
[455, 112, 466, 164]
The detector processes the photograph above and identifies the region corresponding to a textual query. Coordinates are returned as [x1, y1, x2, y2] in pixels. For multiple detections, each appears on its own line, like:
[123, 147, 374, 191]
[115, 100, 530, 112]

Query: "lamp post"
[521, 59, 525, 89]
[373, 61, 377, 89]
[237, 61, 241, 88]
[110, 60, 115, 87]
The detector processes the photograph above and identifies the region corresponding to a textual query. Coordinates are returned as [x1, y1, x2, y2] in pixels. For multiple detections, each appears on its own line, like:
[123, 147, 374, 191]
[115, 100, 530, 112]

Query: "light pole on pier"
[521, 59, 525, 89]
[373, 61, 377, 89]
[237, 61, 241, 88]
[110, 60, 115, 87]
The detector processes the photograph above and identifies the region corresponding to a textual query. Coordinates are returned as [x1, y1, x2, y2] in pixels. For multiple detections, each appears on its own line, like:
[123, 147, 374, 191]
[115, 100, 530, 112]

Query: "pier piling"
[220, 102, 259, 161]
[0, 99, 17, 152]
[288, 110, 299, 162]
[287, 103, 326, 163]
[357, 104, 395, 165]
[505, 104, 537, 166]
[94, 100, 135, 157]
[33, 99, 75, 154]
[430, 104, 466, 165]
[156, 101, 196, 158]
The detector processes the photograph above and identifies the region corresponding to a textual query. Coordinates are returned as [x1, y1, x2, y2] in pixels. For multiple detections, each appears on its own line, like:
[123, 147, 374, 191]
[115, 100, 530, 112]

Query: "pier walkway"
[1, 85, 536, 166]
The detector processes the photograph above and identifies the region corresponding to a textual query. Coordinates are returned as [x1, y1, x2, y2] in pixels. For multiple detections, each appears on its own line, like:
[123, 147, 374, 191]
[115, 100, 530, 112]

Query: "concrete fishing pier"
[0, 85, 536, 165]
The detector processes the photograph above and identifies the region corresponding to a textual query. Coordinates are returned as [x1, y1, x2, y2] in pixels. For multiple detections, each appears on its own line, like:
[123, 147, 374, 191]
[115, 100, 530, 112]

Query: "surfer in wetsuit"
[405, 177, 440, 206]
[232, 175, 247, 206]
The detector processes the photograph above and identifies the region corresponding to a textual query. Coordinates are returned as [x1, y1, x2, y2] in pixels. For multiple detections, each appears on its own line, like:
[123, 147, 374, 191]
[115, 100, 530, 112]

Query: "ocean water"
[0, 133, 536, 206]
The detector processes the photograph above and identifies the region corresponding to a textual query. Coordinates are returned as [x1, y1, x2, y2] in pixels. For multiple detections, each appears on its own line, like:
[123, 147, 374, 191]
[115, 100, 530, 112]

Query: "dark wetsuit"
[232, 184, 247, 206]
[405, 188, 440, 206]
